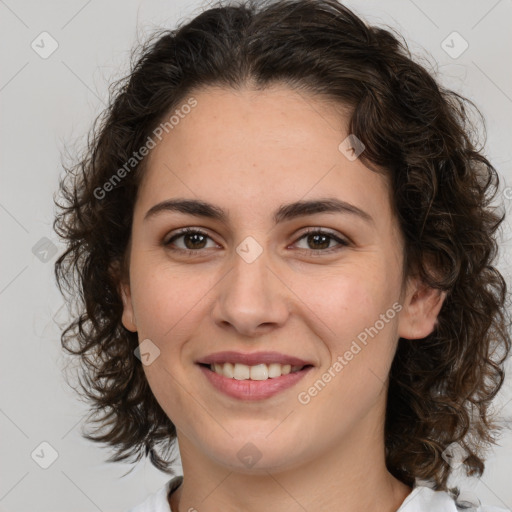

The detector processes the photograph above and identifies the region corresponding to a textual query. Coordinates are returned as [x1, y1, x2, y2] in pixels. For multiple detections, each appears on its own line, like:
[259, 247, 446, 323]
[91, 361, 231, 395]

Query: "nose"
[211, 242, 290, 338]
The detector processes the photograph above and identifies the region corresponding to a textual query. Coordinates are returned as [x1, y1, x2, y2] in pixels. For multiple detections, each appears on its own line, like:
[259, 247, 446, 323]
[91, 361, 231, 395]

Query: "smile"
[209, 362, 305, 380]
[197, 363, 314, 401]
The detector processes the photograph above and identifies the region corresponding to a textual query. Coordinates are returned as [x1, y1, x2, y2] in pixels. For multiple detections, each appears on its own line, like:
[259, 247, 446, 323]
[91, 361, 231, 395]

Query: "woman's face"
[121, 84, 443, 473]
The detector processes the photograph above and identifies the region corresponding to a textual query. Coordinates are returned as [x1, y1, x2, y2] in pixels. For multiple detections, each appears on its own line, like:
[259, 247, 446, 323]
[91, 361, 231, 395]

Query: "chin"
[203, 434, 311, 474]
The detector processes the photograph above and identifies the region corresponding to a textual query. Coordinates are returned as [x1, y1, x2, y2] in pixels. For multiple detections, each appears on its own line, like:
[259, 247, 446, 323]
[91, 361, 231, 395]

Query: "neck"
[169, 404, 412, 512]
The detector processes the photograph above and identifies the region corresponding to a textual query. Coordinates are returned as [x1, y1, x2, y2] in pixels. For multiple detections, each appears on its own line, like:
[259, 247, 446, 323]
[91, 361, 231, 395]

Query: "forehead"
[136, 85, 391, 224]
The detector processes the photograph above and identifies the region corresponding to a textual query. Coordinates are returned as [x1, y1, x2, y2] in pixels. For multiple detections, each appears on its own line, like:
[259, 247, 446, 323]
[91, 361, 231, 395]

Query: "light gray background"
[1, 0, 511, 511]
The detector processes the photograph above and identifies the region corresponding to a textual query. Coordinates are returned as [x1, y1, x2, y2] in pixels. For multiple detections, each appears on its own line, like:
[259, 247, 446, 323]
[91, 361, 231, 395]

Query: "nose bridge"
[212, 235, 289, 335]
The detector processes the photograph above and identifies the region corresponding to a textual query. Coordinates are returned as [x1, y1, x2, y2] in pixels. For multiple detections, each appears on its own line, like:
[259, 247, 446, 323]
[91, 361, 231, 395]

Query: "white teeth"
[268, 363, 284, 378]
[210, 362, 303, 380]
[233, 363, 250, 380]
[222, 362, 234, 378]
[249, 363, 268, 380]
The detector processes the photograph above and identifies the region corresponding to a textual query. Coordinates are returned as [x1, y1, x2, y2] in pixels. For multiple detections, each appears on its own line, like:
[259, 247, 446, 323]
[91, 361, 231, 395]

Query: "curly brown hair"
[53, 0, 511, 493]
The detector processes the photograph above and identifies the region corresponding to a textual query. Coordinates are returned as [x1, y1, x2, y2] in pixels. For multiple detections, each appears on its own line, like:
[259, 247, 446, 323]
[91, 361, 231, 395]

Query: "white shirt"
[126, 476, 510, 512]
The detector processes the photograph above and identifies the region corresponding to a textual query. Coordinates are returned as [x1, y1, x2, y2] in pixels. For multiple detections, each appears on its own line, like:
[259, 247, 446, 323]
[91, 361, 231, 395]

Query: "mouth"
[195, 351, 315, 400]
[198, 362, 313, 381]
[196, 360, 314, 401]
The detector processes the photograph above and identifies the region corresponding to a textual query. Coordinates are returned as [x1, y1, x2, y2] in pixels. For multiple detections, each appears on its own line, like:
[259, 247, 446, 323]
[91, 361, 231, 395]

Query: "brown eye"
[164, 228, 217, 252]
[293, 229, 349, 253]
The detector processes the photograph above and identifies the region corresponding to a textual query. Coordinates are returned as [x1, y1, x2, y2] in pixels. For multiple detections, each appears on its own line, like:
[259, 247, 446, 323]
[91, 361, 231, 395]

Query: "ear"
[109, 260, 137, 333]
[398, 276, 447, 340]
[120, 280, 137, 332]
[113, 262, 137, 332]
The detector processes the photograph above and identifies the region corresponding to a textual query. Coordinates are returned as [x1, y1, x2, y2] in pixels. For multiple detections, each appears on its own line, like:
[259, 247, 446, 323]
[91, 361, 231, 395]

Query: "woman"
[54, 0, 511, 510]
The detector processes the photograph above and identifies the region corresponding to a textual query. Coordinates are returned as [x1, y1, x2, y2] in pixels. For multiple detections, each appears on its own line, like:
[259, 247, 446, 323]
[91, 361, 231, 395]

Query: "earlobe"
[120, 282, 138, 332]
[109, 260, 137, 332]
[398, 276, 447, 340]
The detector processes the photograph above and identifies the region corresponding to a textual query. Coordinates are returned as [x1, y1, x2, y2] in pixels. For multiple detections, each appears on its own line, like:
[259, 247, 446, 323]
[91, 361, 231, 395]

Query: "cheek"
[291, 259, 402, 385]
[130, 260, 214, 341]
[292, 260, 397, 336]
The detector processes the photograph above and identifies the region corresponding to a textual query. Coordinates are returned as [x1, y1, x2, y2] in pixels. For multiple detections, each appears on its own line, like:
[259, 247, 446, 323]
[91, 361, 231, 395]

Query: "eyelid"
[164, 226, 217, 246]
[291, 227, 350, 251]
[295, 226, 349, 242]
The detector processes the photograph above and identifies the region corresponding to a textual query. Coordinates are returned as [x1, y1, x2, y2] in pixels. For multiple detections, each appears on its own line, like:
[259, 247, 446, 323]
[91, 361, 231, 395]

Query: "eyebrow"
[143, 197, 374, 225]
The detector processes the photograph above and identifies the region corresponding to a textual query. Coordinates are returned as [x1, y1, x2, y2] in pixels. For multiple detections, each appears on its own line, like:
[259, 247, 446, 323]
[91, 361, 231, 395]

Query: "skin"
[120, 84, 446, 512]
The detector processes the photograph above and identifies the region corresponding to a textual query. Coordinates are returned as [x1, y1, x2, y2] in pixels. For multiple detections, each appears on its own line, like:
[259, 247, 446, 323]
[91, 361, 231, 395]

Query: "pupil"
[309, 233, 329, 250]
[185, 233, 206, 249]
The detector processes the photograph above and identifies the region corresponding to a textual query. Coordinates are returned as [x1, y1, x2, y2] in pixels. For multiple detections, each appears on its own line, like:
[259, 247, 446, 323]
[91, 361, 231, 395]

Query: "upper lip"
[196, 351, 313, 367]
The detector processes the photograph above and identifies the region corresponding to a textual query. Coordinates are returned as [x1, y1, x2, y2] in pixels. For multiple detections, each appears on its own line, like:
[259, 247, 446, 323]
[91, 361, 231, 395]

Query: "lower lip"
[198, 364, 313, 401]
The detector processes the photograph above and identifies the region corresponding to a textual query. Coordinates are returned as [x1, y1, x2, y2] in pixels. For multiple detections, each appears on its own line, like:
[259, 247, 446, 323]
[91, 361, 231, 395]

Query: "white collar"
[397, 485, 459, 511]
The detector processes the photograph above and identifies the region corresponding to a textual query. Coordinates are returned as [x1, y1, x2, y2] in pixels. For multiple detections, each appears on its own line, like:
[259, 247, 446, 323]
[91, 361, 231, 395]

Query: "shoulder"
[125, 476, 183, 512]
[398, 485, 510, 512]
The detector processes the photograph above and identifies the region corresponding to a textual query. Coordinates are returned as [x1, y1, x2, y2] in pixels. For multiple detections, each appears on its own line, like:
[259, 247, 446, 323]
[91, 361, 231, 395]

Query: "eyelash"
[163, 227, 349, 257]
